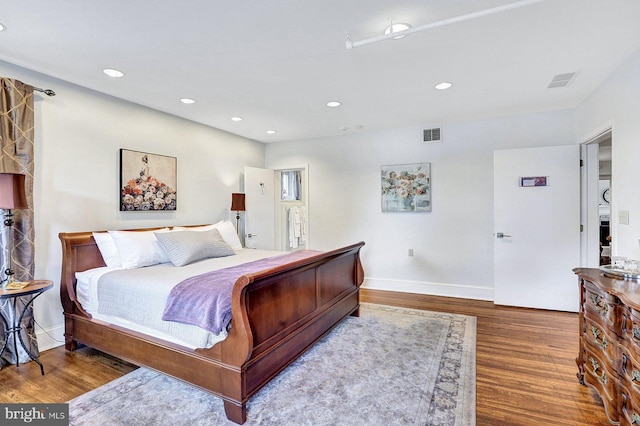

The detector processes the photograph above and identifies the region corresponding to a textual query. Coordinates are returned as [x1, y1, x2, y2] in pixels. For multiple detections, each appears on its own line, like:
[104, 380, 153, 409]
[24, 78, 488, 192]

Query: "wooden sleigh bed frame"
[59, 228, 365, 424]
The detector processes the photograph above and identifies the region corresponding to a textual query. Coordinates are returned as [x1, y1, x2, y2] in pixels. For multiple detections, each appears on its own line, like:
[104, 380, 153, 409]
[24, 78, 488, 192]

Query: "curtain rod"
[33, 86, 56, 96]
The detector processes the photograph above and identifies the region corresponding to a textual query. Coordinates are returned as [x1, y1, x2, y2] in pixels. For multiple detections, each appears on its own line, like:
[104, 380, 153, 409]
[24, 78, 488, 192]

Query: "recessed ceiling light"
[266, 130, 277, 135]
[326, 101, 342, 108]
[180, 98, 196, 104]
[230, 116, 243, 122]
[435, 82, 453, 90]
[384, 23, 411, 39]
[103, 68, 124, 78]
[0, 23, 6, 32]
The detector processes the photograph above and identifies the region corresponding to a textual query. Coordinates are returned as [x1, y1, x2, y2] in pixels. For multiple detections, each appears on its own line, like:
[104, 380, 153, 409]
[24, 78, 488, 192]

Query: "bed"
[59, 223, 364, 424]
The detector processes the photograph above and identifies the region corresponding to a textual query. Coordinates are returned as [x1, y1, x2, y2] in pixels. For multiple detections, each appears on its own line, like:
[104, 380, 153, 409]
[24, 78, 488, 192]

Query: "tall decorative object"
[231, 193, 246, 235]
[0, 173, 28, 286]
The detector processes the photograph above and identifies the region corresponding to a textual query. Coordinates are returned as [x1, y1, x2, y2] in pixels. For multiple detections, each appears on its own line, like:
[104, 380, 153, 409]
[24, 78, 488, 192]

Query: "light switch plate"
[620, 210, 630, 225]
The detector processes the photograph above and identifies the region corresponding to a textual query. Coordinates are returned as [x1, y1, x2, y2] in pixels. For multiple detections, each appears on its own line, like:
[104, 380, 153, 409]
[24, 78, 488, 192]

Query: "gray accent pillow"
[155, 228, 235, 267]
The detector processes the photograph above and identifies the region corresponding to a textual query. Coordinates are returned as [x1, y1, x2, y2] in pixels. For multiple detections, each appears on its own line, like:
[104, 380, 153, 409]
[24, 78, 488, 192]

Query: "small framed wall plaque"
[519, 176, 547, 187]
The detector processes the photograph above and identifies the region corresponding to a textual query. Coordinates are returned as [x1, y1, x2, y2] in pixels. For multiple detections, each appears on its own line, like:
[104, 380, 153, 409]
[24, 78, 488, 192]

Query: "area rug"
[68, 303, 476, 425]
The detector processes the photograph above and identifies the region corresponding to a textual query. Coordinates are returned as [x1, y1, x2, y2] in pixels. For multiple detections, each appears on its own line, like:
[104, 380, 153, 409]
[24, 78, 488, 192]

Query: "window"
[281, 170, 302, 201]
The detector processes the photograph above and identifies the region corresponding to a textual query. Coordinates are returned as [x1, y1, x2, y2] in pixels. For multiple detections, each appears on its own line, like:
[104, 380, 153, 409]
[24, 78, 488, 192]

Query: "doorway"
[244, 165, 309, 251]
[580, 128, 612, 267]
[274, 167, 309, 252]
[598, 139, 612, 264]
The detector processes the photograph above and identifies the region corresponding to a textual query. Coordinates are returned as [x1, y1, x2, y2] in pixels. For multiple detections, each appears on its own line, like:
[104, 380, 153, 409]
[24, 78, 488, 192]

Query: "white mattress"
[75, 248, 283, 349]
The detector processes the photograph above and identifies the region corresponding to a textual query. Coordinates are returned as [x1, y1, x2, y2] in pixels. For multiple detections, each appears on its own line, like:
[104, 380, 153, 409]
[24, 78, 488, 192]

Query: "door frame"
[579, 123, 613, 267]
[273, 164, 309, 251]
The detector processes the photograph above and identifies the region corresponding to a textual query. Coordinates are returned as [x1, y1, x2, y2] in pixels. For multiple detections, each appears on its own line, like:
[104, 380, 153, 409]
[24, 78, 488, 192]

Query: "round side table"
[0, 280, 53, 375]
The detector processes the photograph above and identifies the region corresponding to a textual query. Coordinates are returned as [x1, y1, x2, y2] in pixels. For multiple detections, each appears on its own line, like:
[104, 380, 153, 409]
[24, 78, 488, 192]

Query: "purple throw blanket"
[162, 251, 320, 334]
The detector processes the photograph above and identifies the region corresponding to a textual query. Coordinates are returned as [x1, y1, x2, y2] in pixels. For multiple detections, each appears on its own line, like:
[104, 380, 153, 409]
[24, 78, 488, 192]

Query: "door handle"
[496, 232, 512, 239]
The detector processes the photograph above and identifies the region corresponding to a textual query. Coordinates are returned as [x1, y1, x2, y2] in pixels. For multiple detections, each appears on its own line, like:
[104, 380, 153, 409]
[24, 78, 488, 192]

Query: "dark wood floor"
[0, 289, 610, 425]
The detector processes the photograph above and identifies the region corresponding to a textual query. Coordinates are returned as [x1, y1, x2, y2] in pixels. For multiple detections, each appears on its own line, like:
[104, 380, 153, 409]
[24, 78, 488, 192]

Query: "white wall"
[0, 60, 265, 350]
[5, 42, 638, 351]
[575, 48, 640, 259]
[266, 109, 576, 300]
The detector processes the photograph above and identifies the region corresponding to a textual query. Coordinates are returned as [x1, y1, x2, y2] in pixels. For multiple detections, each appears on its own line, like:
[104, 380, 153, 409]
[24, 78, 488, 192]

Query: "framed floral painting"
[120, 149, 177, 211]
[381, 163, 431, 212]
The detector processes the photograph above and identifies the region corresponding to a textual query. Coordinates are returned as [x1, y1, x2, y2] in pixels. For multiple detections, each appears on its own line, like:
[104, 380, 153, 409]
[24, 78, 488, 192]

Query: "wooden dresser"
[574, 267, 640, 425]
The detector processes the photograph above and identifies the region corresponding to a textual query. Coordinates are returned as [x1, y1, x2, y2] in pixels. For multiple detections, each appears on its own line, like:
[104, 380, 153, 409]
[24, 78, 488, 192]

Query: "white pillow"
[173, 224, 216, 232]
[155, 229, 235, 267]
[108, 228, 171, 269]
[92, 232, 122, 268]
[175, 221, 243, 250]
[212, 220, 243, 250]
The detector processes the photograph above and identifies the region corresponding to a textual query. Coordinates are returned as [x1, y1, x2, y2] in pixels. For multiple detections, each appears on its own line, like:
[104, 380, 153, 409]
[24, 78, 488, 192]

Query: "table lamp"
[0, 173, 28, 285]
[230, 193, 246, 235]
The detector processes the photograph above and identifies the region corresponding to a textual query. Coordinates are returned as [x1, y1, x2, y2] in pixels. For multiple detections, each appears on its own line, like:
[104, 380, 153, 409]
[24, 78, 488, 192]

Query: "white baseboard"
[36, 324, 65, 351]
[363, 277, 493, 301]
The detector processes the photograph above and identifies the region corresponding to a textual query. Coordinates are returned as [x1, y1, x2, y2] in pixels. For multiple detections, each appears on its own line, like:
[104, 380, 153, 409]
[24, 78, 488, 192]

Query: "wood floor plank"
[0, 289, 611, 425]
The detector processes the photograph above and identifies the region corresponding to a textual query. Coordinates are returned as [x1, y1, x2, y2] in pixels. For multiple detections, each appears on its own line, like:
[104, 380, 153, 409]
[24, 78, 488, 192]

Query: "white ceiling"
[1, 0, 640, 143]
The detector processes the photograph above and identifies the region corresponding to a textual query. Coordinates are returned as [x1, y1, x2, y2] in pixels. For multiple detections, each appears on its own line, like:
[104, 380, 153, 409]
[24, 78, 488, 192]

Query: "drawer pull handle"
[624, 313, 628, 334]
[589, 357, 608, 385]
[623, 354, 629, 373]
[590, 293, 609, 315]
[590, 326, 608, 349]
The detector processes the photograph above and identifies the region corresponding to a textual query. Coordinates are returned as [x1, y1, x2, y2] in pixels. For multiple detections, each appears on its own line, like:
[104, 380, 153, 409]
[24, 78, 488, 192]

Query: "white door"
[244, 167, 275, 250]
[494, 145, 580, 312]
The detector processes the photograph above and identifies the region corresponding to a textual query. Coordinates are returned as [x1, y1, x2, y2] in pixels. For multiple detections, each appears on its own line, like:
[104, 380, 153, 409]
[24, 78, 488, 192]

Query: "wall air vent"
[423, 127, 442, 143]
[547, 72, 577, 88]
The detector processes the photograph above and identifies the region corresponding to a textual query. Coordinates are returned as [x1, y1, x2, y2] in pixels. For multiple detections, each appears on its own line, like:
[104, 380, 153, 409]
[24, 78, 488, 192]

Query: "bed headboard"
[59, 231, 104, 315]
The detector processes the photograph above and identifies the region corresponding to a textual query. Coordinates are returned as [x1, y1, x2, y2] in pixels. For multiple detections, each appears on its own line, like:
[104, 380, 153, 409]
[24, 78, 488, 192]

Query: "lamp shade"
[0, 173, 27, 210]
[231, 193, 246, 211]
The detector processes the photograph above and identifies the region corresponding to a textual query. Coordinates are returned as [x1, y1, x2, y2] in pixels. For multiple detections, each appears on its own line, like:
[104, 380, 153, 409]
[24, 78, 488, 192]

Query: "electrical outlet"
[408, 248, 414, 257]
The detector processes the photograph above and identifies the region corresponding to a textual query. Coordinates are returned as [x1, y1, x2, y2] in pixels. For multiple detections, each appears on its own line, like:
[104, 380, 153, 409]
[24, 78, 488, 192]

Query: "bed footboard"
[59, 229, 364, 424]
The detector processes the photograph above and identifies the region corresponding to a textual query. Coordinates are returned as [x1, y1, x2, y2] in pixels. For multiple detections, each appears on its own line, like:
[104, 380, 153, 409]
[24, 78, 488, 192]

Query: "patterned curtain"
[0, 77, 37, 369]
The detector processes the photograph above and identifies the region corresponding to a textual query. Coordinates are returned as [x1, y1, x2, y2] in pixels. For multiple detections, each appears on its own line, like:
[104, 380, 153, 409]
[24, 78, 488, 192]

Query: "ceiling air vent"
[423, 127, 442, 143]
[547, 72, 577, 89]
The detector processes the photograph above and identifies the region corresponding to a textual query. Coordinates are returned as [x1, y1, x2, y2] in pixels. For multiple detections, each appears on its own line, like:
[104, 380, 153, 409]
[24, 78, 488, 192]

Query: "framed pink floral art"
[381, 163, 431, 212]
[120, 149, 177, 211]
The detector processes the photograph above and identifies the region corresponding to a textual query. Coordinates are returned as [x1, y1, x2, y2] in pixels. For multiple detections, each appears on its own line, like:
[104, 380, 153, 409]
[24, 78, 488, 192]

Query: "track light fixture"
[346, 0, 543, 50]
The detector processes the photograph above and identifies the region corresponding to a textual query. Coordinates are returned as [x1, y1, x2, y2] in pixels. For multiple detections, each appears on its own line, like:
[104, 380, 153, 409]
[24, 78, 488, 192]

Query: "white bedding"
[75, 248, 284, 349]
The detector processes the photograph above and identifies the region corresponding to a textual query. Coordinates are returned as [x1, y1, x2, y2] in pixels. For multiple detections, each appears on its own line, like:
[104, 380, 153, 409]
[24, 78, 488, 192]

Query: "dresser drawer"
[583, 346, 619, 422]
[621, 308, 640, 363]
[620, 348, 640, 394]
[583, 280, 618, 329]
[584, 316, 618, 366]
[619, 383, 640, 426]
